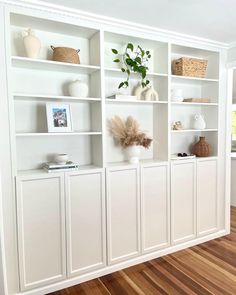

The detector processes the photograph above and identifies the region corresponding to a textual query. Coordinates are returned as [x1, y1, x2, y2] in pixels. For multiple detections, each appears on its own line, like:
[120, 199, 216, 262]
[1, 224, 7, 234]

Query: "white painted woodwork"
[231, 157, 236, 206]
[16, 173, 66, 290]
[65, 170, 105, 277]
[0, 2, 228, 295]
[106, 166, 140, 264]
[171, 160, 196, 244]
[197, 159, 218, 236]
[141, 163, 169, 253]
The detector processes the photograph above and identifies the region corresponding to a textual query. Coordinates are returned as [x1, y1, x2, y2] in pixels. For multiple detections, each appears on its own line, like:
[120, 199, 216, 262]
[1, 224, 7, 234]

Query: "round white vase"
[193, 114, 206, 130]
[125, 145, 141, 164]
[22, 28, 41, 59]
[68, 80, 89, 97]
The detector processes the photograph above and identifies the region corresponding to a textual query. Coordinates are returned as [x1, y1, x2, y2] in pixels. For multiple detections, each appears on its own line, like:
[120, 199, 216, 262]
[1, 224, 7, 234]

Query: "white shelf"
[16, 132, 102, 137]
[171, 101, 218, 106]
[13, 93, 101, 102]
[171, 129, 218, 133]
[12, 56, 100, 74]
[105, 67, 168, 78]
[106, 98, 168, 104]
[17, 165, 103, 176]
[171, 75, 219, 83]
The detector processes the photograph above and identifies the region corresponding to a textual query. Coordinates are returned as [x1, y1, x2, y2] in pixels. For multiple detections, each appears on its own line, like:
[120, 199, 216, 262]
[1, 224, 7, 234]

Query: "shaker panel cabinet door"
[66, 170, 105, 277]
[106, 166, 140, 264]
[197, 159, 218, 236]
[16, 173, 66, 291]
[141, 164, 169, 253]
[171, 160, 196, 245]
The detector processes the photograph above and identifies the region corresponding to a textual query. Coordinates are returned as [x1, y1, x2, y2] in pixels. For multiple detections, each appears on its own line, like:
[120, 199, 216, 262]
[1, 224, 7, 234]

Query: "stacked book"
[42, 161, 79, 173]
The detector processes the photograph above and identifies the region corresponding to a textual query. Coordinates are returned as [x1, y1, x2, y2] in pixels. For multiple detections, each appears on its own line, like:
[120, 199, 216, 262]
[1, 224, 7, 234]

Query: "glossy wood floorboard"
[49, 207, 236, 295]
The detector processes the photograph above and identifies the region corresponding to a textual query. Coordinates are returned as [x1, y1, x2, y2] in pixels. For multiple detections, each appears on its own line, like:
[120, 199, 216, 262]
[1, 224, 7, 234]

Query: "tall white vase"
[22, 28, 41, 59]
[125, 145, 141, 164]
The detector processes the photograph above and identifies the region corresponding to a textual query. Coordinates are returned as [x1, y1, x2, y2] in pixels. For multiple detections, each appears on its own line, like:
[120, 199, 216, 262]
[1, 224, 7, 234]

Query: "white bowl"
[54, 154, 69, 165]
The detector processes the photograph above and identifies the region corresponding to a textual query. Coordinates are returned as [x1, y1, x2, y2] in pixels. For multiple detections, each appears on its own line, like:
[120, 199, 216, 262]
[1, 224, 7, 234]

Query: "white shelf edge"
[171, 75, 219, 82]
[171, 102, 218, 106]
[16, 132, 102, 137]
[105, 98, 168, 104]
[13, 93, 101, 102]
[171, 129, 218, 133]
[105, 67, 168, 77]
[11, 56, 100, 71]
[17, 165, 103, 176]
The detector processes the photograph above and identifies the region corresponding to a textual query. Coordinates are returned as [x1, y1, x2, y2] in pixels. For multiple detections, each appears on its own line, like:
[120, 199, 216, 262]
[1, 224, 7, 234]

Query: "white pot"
[22, 28, 41, 59]
[54, 153, 69, 165]
[193, 114, 206, 130]
[171, 89, 183, 102]
[125, 145, 141, 164]
[68, 80, 88, 97]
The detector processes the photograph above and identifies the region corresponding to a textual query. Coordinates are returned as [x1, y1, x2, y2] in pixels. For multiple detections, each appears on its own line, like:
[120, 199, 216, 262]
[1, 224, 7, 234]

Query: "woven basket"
[51, 46, 80, 64]
[172, 57, 208, 78]
[192, 136, 212, 157]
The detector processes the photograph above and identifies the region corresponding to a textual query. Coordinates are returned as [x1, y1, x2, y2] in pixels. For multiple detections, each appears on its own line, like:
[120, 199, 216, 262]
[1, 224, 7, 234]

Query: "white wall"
[231, 158, 236, 206]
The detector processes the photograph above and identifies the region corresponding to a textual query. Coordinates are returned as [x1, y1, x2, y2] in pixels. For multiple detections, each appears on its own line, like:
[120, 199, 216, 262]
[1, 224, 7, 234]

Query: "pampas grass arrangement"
[109, 116, 152, 148]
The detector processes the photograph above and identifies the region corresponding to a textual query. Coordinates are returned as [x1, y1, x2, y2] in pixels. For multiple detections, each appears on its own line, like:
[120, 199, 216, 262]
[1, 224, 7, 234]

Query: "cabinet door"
[197, 159, 218, 236]
[171, 160, 196, 245]
[16, 173, 66, 291]
[106, 166, 140, 264]
[141, 164, 169, 253]
[66, 170, 105, 277]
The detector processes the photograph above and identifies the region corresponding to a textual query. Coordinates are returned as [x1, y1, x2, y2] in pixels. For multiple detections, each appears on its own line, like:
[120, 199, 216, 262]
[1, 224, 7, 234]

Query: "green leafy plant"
[111, 43, 151, 89]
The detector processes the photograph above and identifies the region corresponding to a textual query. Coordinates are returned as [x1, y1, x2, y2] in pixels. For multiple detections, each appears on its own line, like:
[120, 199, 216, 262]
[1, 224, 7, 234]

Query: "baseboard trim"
[15, 229, 227, 295]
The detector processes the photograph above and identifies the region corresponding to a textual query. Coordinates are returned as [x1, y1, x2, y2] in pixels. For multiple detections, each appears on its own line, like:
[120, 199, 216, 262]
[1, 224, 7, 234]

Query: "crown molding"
[0, 0, 230, 50]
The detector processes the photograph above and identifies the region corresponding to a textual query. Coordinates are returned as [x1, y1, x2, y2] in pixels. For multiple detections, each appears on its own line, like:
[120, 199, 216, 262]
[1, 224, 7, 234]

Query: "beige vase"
[22, 28, 41, 59]
[133, 82, 146, 100]
[144, 85, 159, 101]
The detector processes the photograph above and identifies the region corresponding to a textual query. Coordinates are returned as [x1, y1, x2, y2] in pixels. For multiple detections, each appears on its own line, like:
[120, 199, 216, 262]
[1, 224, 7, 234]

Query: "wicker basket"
[172, 57, 208, 78]
[192, 136, 212, 157]
[51, 46, 80, 64]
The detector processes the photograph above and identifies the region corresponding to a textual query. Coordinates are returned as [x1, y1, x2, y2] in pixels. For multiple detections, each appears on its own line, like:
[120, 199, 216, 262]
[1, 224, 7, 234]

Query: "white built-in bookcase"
[8, 12, 220, 174]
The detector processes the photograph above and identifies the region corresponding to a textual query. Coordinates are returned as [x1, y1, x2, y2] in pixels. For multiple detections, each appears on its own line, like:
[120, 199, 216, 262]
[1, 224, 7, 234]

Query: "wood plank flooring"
[49, 207, 236, 295]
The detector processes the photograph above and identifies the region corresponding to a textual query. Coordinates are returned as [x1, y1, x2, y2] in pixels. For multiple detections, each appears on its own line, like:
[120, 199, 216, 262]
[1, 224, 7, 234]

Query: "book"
[42, 161, 79, 173]
[107, 95, 137, 100]
[183, 98, 210, 103]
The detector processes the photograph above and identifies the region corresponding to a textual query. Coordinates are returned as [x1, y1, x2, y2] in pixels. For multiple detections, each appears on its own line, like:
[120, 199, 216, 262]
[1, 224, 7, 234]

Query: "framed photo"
[46, 103, 72, 132]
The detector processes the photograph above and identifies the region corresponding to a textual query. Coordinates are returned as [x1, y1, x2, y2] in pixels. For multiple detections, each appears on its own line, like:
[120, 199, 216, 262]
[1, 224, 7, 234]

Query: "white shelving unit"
[0, 4, 227, 295]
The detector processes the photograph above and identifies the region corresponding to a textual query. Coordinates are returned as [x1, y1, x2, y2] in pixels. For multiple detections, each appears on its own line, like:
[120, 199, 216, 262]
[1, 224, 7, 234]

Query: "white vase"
[22, 28, 41, 59]
[171, 89, 183, 102]
[125, 145, 141, 164]
[68, 80, 88, 97]
[144, 85, 159, 101]
[193, 114, 206, 130]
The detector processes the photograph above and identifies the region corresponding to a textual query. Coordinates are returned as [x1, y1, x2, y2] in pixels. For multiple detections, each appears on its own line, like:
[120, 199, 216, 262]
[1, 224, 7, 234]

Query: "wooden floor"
[49, 207, 236, 295]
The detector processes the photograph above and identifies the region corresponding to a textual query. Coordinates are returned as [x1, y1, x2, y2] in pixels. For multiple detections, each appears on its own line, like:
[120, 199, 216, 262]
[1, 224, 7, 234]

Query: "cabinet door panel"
[171, 161, 196, 244]
[106, 167, 140, 264]
[141, 164, 169, 253]
[66, 171, 105, 276]
[16, 174, 66, 291]
[197, 159, 218, 236]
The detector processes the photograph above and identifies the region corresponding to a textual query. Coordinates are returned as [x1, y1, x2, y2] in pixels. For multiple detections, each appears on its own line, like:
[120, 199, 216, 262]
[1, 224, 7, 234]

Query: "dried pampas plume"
[109, 116, 152, 149]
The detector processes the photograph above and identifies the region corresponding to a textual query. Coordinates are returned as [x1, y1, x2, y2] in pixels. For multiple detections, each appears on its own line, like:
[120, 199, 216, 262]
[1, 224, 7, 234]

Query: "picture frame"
[46, 103, 72, 132]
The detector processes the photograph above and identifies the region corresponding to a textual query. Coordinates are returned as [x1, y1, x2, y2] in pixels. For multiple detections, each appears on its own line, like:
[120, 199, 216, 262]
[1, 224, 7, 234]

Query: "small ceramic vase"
[22, 28, 41, 59]
[133, 82, 146, 100]
[54, 153, 69, 165]
[144, 85, 159, 101]
[192, 136, 212, 157]
[125, 145, 141, 164]
[193, 114, 206, 130]
[171, 89, 183, 102]
[68, 79, 88, 97]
